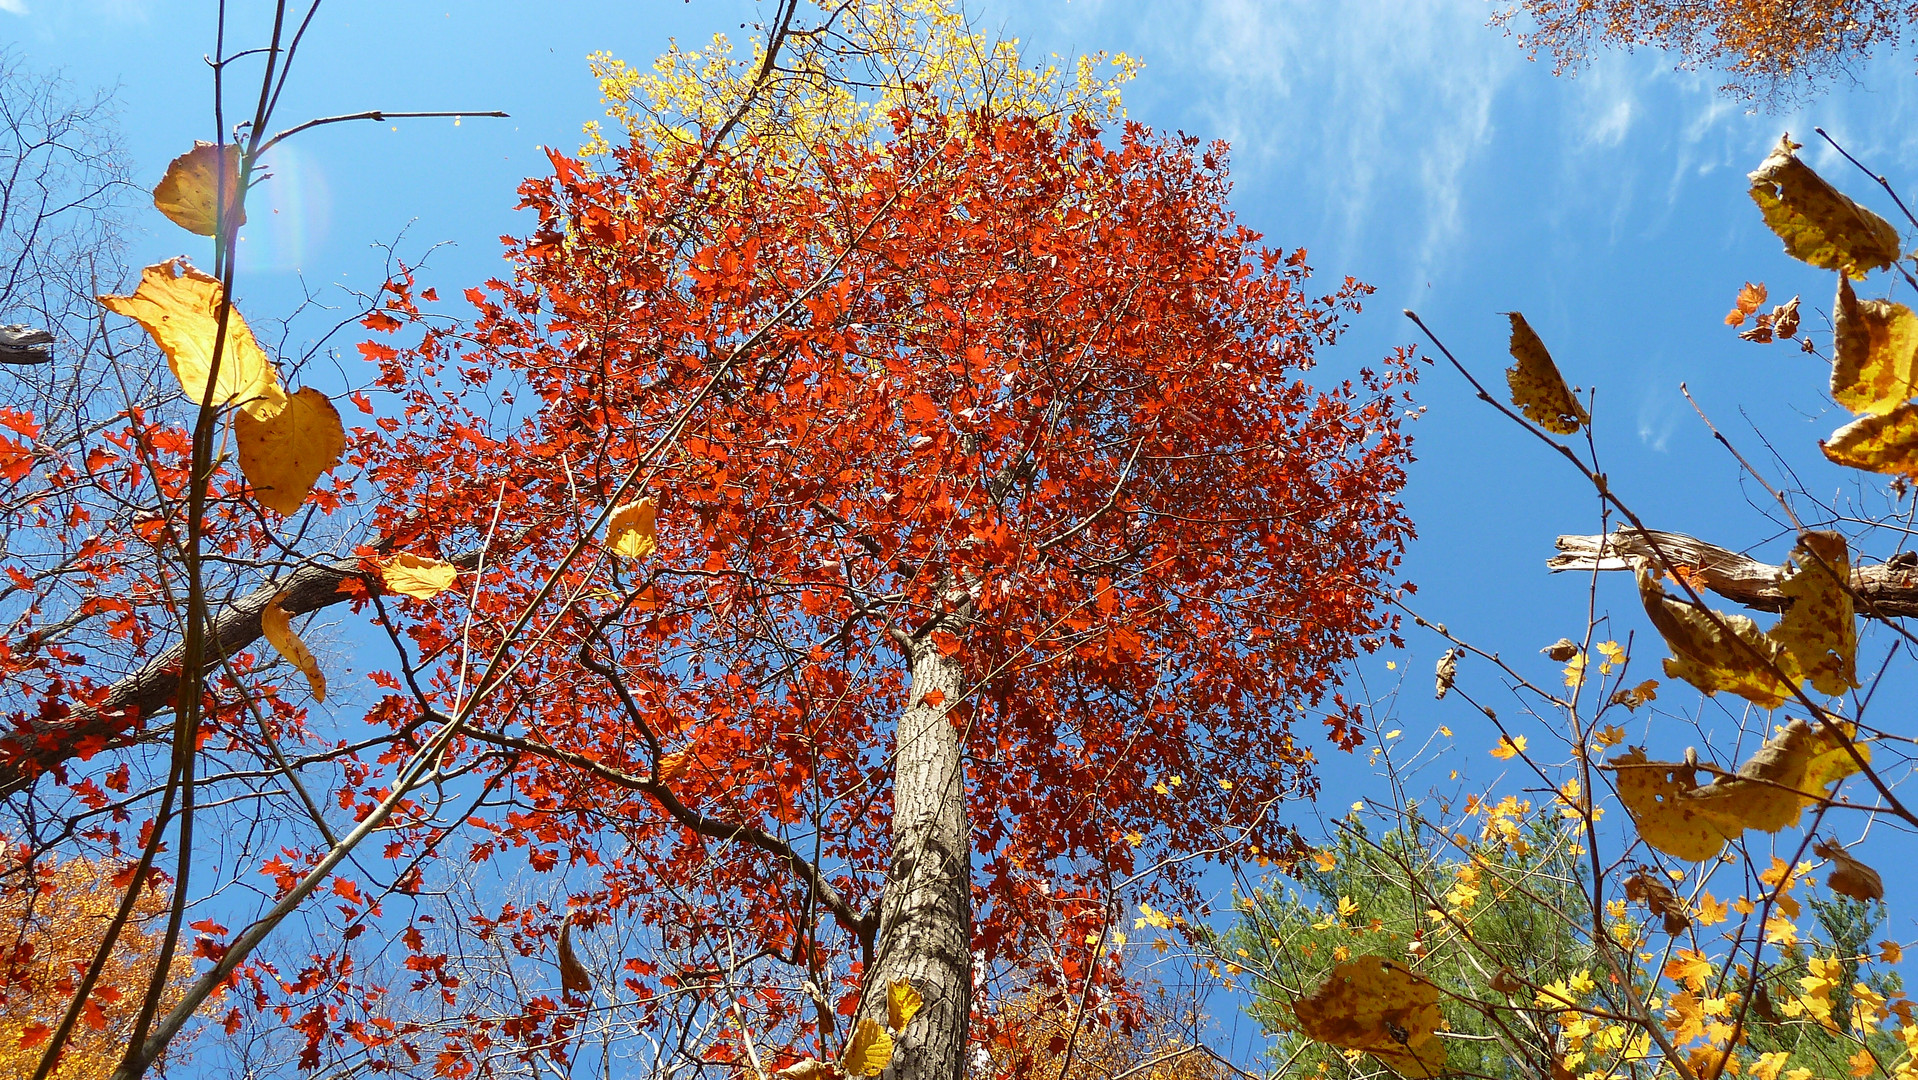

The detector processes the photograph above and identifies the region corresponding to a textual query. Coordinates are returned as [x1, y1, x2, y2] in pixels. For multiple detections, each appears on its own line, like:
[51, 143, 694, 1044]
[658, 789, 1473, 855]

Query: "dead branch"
[1549, 527, 1918, 618]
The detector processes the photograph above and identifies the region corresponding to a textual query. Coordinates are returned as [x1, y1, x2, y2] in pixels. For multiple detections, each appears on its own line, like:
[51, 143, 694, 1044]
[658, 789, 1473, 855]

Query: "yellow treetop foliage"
[581, 0, 1140, 156]
[0, 850, 193, 1079]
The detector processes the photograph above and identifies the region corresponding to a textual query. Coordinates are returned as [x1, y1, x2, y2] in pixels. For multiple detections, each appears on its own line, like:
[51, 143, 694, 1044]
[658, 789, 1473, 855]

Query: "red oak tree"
[341, 108, 1417, 1076]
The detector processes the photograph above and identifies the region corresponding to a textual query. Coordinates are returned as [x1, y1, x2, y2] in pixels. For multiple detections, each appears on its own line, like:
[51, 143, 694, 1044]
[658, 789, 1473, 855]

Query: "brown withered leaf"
[1636, 562, 1796, 708]
[774, 1060, 834, 1080]
[1774, 295, 1801, 339]
[236, 387, 345, 514]
[1726, 281, 1768, 327]
[152, 141, 246, 236]
[1611, 747, 1741, 861]
[98, 259, 286, 420]
[1749, 134, 1902, 278]
[259, 591, 324, 702]
[1823, 402, 1918, 477]
[1434, 649, 1458, 700]
[1542, 637, 1580, 662]
[1738, 313, 1775, 344]
[1505, 313, 1588, 435]
[1833, 276, 1918, 416]
[1489, 968, 1524, 995]
[1770, 532, 1858, 697]
[1609, 679, 1660, 711]
[558, 916, 593, 995]
[1815, 838, 1884, 901]
[1624, 870, 1692, 935]
[1687, 718, 1867, 834]
[1292, 955, 1448, 1078]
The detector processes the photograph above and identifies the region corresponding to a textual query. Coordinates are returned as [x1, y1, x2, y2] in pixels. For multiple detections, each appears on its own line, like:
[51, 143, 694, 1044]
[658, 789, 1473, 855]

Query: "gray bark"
[1550, 526, 1918, 618]
[859, 638, 971, 1080]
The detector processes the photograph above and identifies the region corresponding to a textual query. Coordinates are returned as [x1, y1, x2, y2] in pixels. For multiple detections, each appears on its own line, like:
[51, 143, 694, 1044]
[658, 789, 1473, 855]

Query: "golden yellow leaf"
[380, 553, 459, 599]
[1824, 401, 1918, 477]
[1881, 940, 1903, 964]
[1662, 949, 1713, 991]
[1490, 735, 1525, 760]
[1771, 531, 1858, 697]
[1505, 313, 1588, 435]
[1292, 955, 1448, 1078]
[1686, 719, 1867, 834]
[1749, 134, 1902, 279]
[1608, 679, 1659, 711]
[99, 259, 286, 420]
[1636, 562, 1796, 708]
[1611, 747, 1740, 861]
[1833, 276, 1918, 415]
[151, 141, 246, 237]
[607, 496, 658, 558]
[887, 979, 922, 1031]
[1815, 839, 1884, 901]
[656, 748, 691, 785]
[260, 591, 325, 702]
[236, 387, 345, 514]
[841, 1017, 894, 1077]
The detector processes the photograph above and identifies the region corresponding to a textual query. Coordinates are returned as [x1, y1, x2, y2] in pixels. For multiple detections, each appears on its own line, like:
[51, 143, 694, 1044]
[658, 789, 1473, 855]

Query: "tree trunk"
[860, 639, 970, 1080]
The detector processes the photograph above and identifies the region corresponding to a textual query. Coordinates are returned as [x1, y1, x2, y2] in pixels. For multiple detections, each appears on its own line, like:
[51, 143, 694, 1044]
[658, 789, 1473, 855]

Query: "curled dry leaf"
[773, 1060, 834, 1080]
[1635, 562, 1795, 708]
[1433, 648, 1457, 700]
[1609, 679, 1659, 711]
[1623, 870, 1691, 935]
[1833, 276, 1918, 416]
[1814, 839, 1884, 901]
[1823, 402, 1918, 477]
[259, 591, 325, 702]
[151, 141, 246, 237]
[607, 496, 658, 558]
[1725, 281, 1767, 327]
[236, 387, 346, 514]
[98, 259, 286, 421]
[1504, 313, 1588, 435]
[1749, 134, 1902, 279]
[887, 979, 922, 1032]
[1773, 296, 1801, 339]
[1291, 955, 1448, 1078]
[1488, 968, 1524, 995]
[1542, 637, 1579, 662]
[1612, 720, 1867, 860]
[1770, 532, 1858, 697]
[840, 1017, 893, 1078]
[380, 553, 459, 600]
[557, 916, 592, 995]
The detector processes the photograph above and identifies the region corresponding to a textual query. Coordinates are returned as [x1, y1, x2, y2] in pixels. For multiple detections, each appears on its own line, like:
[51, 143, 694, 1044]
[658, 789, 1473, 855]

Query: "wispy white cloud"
[0, 0, 28, 16]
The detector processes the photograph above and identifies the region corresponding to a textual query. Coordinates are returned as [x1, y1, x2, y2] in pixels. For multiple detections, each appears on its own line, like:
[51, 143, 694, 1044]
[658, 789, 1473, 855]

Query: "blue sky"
[11, 0, 1918, 1063]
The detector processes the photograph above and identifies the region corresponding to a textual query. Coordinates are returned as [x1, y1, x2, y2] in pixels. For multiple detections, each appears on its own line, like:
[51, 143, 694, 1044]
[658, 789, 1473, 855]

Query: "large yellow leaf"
[1636, 563, 1796, 708]
[888, 979, 922, 1031]
[151, 141, 246, 237]
[1611, 747, 1740, 861]
[380, 553, 459, 599]
[236, 387, 346, 515]
[841, 1017, 894, 1078]
[1832, 276, 1918, 415]
[98, 259, 286, 420]
[1292, 955, 1448, 1078]
[607, 497, 658, 558]
[260, 592, 325, 702]
[1687, 719, 1866, 833]
[1770, 532, 1858, 697]
[1749, 135, 1902, 279]
[1823, 402, 1918, 477]
[1504, 313, 1588, 435]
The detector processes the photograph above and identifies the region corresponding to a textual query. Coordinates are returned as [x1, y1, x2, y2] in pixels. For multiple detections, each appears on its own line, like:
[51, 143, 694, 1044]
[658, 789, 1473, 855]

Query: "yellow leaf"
[380, 553, 459, 599]
[1749, 134, 1901, 279]
[1636, 562, 1795, 708]
[1505, 313, 1588, 435]
[99, 259, 286, 420]
[1686, 719, 1866, 834]
[1882, 941, 1903, 964]
[1770, 531, 1858, 697]
[1823, 402, 1918, 477]
[236, 387, 346, 514]
[656, 749, 692, 785]
[1607, 680, 1659, 712]
[1726, 281, 1768, 327]
[1833, 276, 1918, 415]
[607, 496, 658, 558]
[1311, 849, 1336, 872]
[151, 141, 246, 237]
[841, 1017, 893, 1077]
[1291, 955, 1448, 1078]
[1611, 747, 1741, 861]
[260, 592, 324, 702]
[1815, 839, 1884, 901]
[1491, 735, 1526, 760]
[887, 980, 922, 1031]
[1663, 949, 1713, 992]
[1593, 724, 1629, 748]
